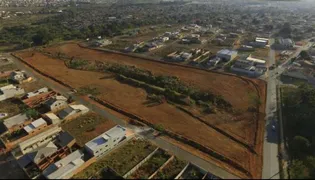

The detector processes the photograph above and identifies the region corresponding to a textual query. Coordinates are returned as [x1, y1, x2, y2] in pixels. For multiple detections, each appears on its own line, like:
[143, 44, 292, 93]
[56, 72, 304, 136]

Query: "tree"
[300, 51, 311, 60]
[291, 136, 311, 158]
[32, 27, 53, 45]
[24, 108, 39, 119]
[290, 160, 309, 179]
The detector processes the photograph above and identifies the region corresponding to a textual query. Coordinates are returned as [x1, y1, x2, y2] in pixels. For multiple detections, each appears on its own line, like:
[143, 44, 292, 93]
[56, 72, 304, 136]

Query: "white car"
[0, 113, 8, 119]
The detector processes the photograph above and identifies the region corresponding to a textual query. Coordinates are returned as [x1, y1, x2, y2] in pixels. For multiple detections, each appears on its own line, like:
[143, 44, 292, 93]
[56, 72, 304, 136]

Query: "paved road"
[6, 53, 240, 179]
[262, 38, 280, 179]
[262, 40, 313, 179]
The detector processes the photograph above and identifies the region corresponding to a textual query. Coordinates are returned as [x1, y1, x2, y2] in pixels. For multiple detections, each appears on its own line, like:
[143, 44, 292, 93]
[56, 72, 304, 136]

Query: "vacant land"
[129, 149, 171, 179]
[153, 157, 187, 179]
[15, 42, 266, 178]
[61, 112, 116, 146]
[73, 139, 156, 179]
[0, 98, 24, 120]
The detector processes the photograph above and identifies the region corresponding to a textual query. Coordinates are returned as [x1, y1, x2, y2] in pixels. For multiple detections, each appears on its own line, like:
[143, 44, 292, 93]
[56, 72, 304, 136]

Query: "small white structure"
[24, 87, 49, 99]
[23, 118, 47, 134]
[3, 113, 29, 132]
[216, 49, 238, 62]
[57, 104, 89, 120]
[246, 56, 266, 65]
[44, 113, 61, 125]
[9, 70, 27, 84]
[84, 125, 126, 158]
[43, 150, 85, 179]
[0, 84, 25, 101]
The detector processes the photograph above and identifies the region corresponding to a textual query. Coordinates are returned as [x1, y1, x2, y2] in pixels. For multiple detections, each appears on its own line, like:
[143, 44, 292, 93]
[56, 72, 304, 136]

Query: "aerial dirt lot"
[15, 43, 266, 179]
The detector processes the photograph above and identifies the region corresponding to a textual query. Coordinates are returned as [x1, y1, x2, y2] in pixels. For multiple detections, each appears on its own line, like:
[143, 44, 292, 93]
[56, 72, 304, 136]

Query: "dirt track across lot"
[14, 42, 266, 178]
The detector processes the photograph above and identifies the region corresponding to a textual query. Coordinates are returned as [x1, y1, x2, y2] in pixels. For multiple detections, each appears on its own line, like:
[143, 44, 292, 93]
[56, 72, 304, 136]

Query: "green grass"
[73, 139, 156, 179]
[128, 149, 171, 179]
[153, 157, 186, 179]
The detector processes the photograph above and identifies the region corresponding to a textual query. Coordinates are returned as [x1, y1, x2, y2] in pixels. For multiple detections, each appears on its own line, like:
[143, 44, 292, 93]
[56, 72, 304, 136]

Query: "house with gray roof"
[2, 113, 31, 133]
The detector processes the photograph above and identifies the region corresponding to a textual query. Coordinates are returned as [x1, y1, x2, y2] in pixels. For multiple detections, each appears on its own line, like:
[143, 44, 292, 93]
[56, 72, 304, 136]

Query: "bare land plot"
[73, 139, 156, 179]
[61, 112, 116, 146]
[15, 43, 266, 178]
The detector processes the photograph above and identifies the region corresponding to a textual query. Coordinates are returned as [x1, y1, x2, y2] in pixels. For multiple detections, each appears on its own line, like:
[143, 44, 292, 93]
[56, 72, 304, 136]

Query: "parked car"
[0, 113, 8, 119]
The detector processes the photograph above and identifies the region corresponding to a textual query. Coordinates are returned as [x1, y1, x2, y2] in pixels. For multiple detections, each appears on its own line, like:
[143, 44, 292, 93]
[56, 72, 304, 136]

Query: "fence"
[123, 148, 159, 178]
[148, 155, 174, 179]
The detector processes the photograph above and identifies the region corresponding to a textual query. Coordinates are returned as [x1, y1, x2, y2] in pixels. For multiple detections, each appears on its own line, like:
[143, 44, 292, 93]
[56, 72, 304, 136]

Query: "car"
[0, 113, 8, 119]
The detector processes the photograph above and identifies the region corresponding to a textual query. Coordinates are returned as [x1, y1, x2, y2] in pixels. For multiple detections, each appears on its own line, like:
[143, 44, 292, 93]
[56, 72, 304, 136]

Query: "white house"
[217, 49, 238, 62]
[9, 70, 27, 83]
[44, 95, 68, 112]
[0, 84, 25, 101]
[43, 150, 85, 179]
[57, 104, 89, 120]
[23, 118, 48, 135]
[24, 87, 49, 99]
[84, 125, 126, 158]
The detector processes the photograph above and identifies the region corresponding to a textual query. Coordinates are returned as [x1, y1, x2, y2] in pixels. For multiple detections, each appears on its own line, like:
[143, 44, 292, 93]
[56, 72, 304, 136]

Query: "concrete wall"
[174, 163, 190, 179]
[71, 157, 96, 179]
[148, 155, 174, 179]
[123, 148, 159, 179]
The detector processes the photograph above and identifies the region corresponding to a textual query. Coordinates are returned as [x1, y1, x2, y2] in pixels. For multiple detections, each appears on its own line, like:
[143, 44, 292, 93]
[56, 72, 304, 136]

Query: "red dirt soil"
[14, 43, 266, 178]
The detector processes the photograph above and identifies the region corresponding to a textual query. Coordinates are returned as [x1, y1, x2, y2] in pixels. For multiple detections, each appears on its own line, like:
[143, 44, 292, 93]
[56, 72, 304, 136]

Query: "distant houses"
[0, 84, 25, 101]
[216, 49, 238, 62]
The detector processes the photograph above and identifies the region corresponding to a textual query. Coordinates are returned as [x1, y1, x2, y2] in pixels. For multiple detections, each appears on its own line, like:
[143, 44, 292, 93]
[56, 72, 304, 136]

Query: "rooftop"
[23, 118, 47, 133]
[3, 113, 29, 129]
[43, 150, 85, 179]
[217, 49, 237, 56]
[85, 125, 126, 151]
[25, 87, 49, 99]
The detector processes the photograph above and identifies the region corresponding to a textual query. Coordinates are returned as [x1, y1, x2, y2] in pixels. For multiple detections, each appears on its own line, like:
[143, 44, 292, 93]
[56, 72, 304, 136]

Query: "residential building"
[43, 150, 85, 179]
[24, 87, 49, 99]
[0, 84, 25, 101]
[23, 118, 48, 135]
[18, 126, 62, 155]
[9, 70, 26, 83]
[231, 59, 263, 77]
[85, 125, 126, 158]
[57, 104, 89, 120]
[207, 57, 221, 66]
[43, 113, 61, 125]
[17, 131, 75, 171]
[246, 56, 266, 65]
[216, 49, 238, 62]
[44, 95, 68, 112]
[273, 38, 295, 50]
[2, 113, 31, 133]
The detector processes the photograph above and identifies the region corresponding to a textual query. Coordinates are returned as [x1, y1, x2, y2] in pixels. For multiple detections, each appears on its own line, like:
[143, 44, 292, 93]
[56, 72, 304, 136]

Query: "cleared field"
[15, 43, 266, 178]
[61, 112, 116, 146]
[73, 139, 156, 179]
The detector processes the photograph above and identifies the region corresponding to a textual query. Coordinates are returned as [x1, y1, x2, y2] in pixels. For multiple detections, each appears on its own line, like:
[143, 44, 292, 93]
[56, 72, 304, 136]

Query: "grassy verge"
[153, 157, 186, 179]
[128, 149, 171, 179]
[73, 139, 156, 179]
